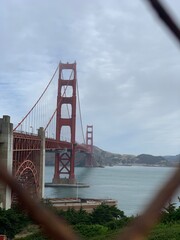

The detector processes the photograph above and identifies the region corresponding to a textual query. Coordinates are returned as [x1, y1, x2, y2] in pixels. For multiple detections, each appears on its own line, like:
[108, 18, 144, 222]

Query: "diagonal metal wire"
[146, 0, 180, 43]
[1, 1, 180, 240]
[13, 65, 59, 132]
[0, 163, 79, 240]
[117, 165, 180, 240]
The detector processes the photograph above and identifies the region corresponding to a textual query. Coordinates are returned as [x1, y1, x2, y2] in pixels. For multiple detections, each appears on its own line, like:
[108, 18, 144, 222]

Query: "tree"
[91, 203, 126, 225]
[161, 201, 180, 223]
[57, 207, 91, 225]
[0, 207, 29, 239]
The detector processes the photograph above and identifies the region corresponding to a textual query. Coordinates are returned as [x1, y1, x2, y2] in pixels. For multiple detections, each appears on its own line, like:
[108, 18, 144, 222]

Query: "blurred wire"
[0, 163, 79, 240]
[1, 1, 180, 240]
[147, 0, 180, 43]
[117, 165, 180, 240]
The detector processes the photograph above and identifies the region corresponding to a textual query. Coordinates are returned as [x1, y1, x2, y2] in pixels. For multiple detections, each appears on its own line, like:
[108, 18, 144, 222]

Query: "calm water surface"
[45, 166, 180, 216]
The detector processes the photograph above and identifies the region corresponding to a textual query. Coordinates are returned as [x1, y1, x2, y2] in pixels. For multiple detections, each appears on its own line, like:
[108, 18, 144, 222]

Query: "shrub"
[161, 202, 180, 223]
[57, 207, 92, 225]
[74, 224, 108, 238]
[91, 203, 126, 225]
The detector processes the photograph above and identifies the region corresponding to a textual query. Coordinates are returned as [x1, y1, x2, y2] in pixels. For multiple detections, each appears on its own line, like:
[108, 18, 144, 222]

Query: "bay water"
[45, 166, 180, 216]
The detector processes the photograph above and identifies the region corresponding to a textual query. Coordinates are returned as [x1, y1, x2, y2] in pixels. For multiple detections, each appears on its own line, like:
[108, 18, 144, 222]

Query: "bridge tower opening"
[85, 125, 94, 167]
[53, 62, 77, 184]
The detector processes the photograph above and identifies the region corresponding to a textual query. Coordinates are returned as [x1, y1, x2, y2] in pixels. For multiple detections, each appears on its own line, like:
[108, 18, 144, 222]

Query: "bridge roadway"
[0, 116, 92, 209]
[13, 131, 90, 153]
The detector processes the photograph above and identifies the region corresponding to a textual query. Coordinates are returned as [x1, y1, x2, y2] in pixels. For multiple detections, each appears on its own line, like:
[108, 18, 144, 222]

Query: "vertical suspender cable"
[77, 78, 85, 144]
[13, 65, 59, 131]
[45, 70, 73, 131]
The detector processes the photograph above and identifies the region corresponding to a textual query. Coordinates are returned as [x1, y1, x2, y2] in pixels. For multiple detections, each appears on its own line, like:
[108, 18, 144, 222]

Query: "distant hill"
[92, 147, 169, 167]
[163, 154, 180, 162]
[45, 146, 178, 167]
[135, 154, 167, 165]
[92, 146, 136, 166]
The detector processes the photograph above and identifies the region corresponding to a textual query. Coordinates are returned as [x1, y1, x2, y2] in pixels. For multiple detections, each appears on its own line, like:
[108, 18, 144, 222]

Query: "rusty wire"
[115, 1, 180, 238]
[116, 166, 180, 240]
[0, 163, 79, 240]
[0, 1, 180, 240]
[0, 163, 179, 240]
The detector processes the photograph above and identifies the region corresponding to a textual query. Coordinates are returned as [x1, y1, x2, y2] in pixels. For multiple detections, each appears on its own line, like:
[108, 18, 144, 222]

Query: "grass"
[147, 222, 180, 240]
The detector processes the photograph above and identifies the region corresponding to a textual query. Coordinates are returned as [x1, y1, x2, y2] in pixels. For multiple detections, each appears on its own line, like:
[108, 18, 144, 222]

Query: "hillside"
[45, 146, 176, 167]
[164, 154, 180, 165]
[92, 147, 168, 167]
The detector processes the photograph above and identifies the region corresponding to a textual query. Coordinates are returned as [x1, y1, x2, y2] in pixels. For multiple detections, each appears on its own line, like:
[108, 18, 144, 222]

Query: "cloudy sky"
[1, 0, 180, 156]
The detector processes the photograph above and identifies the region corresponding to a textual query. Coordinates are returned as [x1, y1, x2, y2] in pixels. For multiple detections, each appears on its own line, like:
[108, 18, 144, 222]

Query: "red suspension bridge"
[0, 62, 93, 208]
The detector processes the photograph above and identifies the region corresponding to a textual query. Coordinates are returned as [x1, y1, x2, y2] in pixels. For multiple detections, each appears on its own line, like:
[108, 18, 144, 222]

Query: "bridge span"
[0, 62, 93, 209]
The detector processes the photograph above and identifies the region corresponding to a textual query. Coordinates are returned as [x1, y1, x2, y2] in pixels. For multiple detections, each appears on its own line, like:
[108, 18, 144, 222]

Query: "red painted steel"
[85, 125, 94, 167]
[13, 132, 41, 202]
[11, 62, 93, 200]
[53, 62, 77, 183]
[13, 131, 91, 201]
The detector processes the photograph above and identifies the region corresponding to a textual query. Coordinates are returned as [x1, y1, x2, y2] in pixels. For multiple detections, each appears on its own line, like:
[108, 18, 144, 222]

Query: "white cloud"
[0, 0, 180, 155]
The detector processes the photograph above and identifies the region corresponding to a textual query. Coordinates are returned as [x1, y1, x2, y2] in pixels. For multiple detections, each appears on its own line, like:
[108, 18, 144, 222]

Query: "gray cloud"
[1, 0, 180, 155]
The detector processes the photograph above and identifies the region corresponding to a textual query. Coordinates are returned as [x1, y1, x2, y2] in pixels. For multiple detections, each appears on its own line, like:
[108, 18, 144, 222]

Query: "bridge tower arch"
[53, 62, 76, 184]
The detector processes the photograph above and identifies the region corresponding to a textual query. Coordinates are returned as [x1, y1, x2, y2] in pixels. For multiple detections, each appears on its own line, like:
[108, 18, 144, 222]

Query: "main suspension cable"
[13, 65, 59, 131]
[45, 70, 73, 131]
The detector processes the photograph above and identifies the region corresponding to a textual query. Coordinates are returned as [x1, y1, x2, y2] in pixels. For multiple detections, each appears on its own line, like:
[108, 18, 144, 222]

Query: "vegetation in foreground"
[0, 201, 180, 240]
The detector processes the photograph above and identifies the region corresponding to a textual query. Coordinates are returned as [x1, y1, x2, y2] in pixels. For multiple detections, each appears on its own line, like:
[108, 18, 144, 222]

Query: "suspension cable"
[13, 65, 59, 131]
[45, 70, 73, 131]
[77, 77, 85, 144]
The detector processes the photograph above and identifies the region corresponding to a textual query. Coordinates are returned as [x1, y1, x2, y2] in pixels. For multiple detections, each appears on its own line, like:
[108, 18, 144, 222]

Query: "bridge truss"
[0, 62, 94, 203]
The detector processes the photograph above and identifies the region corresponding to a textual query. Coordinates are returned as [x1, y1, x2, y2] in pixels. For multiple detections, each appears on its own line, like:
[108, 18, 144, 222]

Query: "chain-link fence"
[0, 1, 180, 239]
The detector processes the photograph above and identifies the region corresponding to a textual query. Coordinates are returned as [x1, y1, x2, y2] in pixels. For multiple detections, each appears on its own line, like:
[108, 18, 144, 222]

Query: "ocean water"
[45, 166, 180, 216]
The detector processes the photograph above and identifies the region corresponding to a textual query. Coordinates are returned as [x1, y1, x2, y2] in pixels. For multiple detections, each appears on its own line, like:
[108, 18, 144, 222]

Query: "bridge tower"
[53, 62, 77, 184]
[85, 125, 94, 167]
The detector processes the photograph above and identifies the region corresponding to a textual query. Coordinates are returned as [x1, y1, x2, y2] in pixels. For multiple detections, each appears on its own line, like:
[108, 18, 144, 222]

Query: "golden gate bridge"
[0, 62, 93, 208]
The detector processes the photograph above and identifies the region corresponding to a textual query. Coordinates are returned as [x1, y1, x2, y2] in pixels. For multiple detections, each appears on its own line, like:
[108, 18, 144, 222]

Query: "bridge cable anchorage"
[146, 0, 180, 44]
[13, 65, 59, 132]
[77, 77, 85, 144]
[44, 69, 73, 132]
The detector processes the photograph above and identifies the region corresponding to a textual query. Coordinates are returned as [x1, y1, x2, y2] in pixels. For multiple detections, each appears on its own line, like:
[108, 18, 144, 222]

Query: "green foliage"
[74, 224, 108, 238]
[90, 203, 125, 225]
[105, 217, 129, 230]
[57, 207, 92, 225]
[3, 201, 180, 240]
[0, 207, 29, 238]
[161, 202, 180, 223]
[147, 223, 180, 240]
